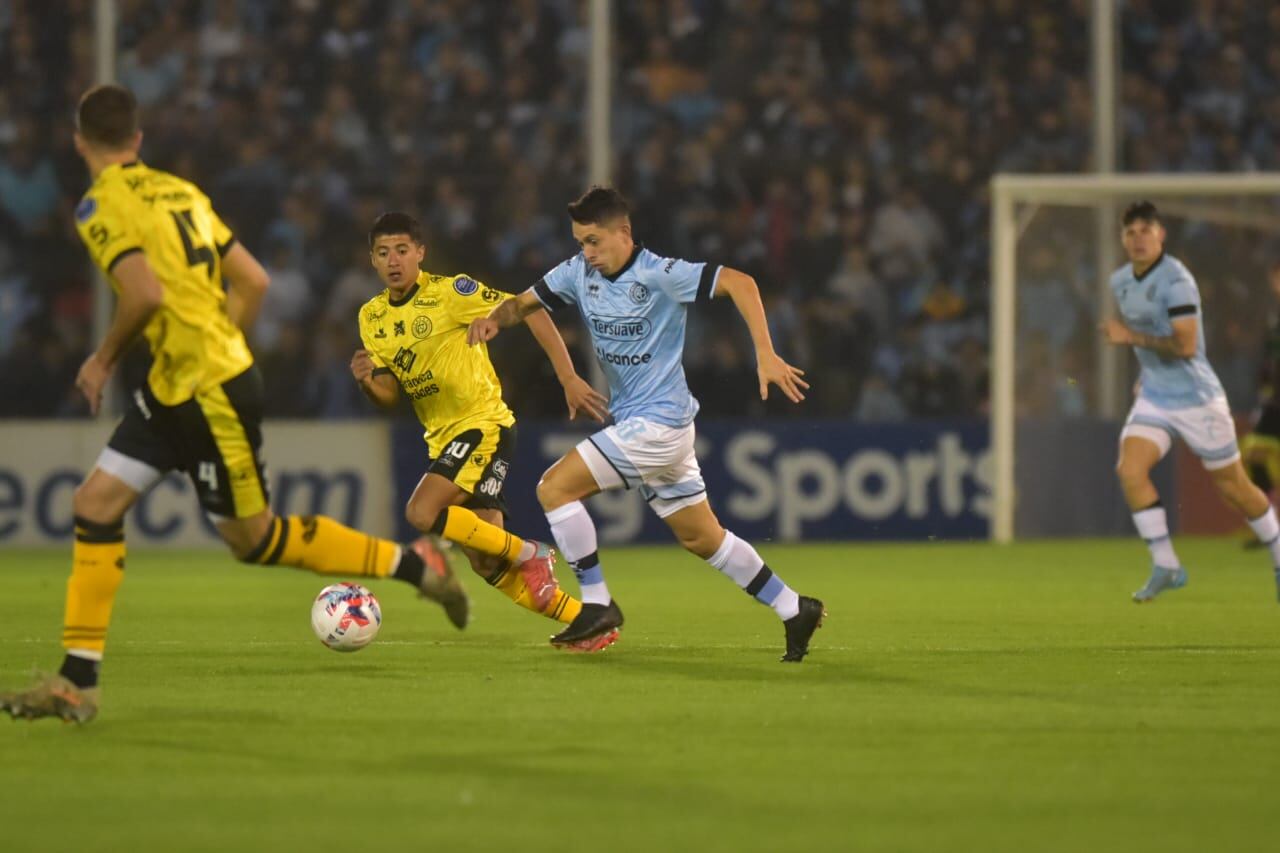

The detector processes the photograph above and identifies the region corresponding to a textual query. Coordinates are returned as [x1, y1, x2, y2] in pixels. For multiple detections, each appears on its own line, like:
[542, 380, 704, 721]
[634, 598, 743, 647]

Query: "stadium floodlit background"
[5, 1, 1280, 546]
[3, 3, 1280, 852]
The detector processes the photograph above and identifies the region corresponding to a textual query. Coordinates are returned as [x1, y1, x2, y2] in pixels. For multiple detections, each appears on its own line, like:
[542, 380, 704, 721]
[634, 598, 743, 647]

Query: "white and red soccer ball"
[311, 583, 382, 652]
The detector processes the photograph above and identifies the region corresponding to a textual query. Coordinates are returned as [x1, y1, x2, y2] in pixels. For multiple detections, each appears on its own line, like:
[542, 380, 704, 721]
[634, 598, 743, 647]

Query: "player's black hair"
[567, 185, 631, 225]
[77, 84, 139, 148]
[368, 211, 424, 249]
[1122, 200, 1161, 226]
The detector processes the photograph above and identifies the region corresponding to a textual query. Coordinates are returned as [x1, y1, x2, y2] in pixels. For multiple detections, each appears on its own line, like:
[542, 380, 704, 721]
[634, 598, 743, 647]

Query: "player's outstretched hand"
[350, 349, 376, 386]
[75, 352, 112, 415]
[758, 353, 809, 403]
[563, 375, 609, 423]
[468, 318, 499, 346]
[1100, 318, 1132, 346]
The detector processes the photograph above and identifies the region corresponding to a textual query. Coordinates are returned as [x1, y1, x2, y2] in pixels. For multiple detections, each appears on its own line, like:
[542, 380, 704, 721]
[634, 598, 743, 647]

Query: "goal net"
[990, 174, 1280, 541]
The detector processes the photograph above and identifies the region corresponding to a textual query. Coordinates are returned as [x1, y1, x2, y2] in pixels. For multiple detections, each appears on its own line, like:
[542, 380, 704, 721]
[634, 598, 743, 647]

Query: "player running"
[352, 212, 615, 646]
[0, 85, 452, 724]
[468, 186, 826, 661]
[1102, 201, 1280, 602]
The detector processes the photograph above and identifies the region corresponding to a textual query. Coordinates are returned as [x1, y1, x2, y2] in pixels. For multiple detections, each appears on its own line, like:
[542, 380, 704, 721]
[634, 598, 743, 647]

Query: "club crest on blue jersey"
[629, 283, 650, 304]
[453, 277, 479, 296]
[75, 198, 97, 222]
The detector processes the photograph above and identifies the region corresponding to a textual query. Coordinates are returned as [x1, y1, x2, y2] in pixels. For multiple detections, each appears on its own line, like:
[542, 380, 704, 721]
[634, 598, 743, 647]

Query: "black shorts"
[428, 423, 516, 517]
[103, 366, 269, 519]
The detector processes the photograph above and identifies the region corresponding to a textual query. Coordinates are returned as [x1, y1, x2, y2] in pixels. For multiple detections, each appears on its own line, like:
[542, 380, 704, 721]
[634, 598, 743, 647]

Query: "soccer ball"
[311, 583, 382, 652]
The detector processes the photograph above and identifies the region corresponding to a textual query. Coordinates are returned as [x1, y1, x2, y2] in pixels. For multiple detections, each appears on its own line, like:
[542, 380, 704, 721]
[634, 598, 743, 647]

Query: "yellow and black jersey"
[74, 160, 253, 406]
[358, 270, 515, 456]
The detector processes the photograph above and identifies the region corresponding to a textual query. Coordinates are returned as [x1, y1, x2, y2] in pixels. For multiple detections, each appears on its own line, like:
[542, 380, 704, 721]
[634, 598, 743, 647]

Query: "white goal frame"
[989, 173, 1280, 542]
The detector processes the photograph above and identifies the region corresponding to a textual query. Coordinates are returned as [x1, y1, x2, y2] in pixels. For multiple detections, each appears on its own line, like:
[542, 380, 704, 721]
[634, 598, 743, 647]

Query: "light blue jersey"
[1110, 253, 1224, 409]
[533, 246, 721, 427]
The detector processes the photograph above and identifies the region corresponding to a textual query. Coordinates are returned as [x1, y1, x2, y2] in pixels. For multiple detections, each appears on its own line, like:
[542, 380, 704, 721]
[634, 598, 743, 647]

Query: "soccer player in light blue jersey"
[468, 186, 826, 661]
[1103, 201, 1280, 602]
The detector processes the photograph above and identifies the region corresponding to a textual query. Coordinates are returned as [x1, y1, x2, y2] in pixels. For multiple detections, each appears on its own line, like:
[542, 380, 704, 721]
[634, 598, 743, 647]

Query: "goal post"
[990, 173, 1280, 542]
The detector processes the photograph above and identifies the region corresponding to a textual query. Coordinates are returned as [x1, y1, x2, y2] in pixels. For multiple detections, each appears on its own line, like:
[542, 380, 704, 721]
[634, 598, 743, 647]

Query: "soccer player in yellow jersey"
[0, 85, 460, 724]
[351, 212, 615, 641]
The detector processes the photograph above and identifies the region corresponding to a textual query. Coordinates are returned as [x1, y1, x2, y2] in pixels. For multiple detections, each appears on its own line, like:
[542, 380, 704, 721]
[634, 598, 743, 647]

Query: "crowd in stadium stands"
[1, 0, 1278, 422]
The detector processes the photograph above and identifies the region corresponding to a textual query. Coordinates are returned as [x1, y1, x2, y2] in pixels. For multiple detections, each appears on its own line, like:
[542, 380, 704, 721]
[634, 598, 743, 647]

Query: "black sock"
[59, 654, 99, 689]
[393, 546, 425, 587]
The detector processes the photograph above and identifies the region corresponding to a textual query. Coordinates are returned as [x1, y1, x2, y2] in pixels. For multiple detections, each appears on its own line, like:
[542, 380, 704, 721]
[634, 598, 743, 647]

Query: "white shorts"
[576, 416, 707, 518]
[1121, 395, 1240, 470]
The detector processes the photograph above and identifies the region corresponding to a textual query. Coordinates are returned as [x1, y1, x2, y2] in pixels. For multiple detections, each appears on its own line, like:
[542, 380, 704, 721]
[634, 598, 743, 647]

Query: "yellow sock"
[486, 564, 581, 624]
[247, 514, 400, 578]
[62, 517, 127, 656]
[436, 506, 524, 563]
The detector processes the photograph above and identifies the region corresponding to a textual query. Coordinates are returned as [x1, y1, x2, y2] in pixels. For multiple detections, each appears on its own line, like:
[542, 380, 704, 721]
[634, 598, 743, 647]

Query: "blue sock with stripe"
[707, 531, 800, 620]
[546, 501, 611, 606]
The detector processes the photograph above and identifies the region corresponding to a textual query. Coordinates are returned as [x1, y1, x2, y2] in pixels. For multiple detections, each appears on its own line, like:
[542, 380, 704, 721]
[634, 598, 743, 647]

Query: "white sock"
[515, 540, 536, 563]
[1247, 506, 1280, 568]
[1132, 504, 1179, 569]
[545, 501, 610, 605]
[707, 531, 800, 620]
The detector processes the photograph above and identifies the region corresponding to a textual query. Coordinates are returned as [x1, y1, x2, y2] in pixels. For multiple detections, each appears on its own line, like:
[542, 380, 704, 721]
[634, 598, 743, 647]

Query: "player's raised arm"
[77, 251, 163, 415]
[713, 267, 809, 403]
[467, 289, 544, 345]
[222, 242, 270, 331]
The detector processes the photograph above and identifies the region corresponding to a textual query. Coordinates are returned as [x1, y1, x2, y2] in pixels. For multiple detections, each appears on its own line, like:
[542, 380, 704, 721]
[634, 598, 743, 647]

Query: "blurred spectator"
[854, 372, 908, 423]
[3, 0, 1279, 425]
[254, 241, 312, 354]
[0, 118, 61, 234]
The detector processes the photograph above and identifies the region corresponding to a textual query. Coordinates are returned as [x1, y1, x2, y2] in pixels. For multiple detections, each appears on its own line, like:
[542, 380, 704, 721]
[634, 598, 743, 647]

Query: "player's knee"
[677, 527, 723, 559]
[535, 474, 563, 512]
[71, 480, 121, 526]
[404, 499, 444, 535]
[1115, 458, 1148, 490]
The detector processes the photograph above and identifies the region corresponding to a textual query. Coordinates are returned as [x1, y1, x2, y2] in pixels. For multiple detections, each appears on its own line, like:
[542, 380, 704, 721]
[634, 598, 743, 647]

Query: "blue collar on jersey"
[1133, 252, 1166, 282]
[602, 243, 643, 282]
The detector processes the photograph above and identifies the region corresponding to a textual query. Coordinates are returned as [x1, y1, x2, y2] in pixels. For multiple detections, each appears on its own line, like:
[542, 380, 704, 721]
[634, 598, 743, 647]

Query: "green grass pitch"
[2, 539, 1278, 853]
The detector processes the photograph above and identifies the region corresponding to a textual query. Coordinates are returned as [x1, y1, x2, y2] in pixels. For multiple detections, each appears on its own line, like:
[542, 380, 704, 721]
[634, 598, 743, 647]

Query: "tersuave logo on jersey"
[589, 316, 652, 341]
